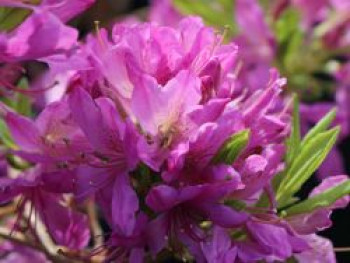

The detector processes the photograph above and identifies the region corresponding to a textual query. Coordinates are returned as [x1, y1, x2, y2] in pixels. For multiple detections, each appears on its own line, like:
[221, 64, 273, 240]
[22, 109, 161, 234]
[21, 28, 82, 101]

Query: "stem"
[0, 204, 16, 218]
[334, 247, 350, 252]
[86, 199, 103, 249]
[0, 230, 67, 263]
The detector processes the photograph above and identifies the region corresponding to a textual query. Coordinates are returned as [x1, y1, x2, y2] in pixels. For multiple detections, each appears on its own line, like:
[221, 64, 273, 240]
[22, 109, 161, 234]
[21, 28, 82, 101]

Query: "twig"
[86, 199, 103, 249]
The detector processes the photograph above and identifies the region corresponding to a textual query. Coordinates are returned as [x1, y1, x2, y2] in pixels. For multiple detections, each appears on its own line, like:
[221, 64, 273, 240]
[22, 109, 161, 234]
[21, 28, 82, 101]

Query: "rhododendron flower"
[0, 9, 78, 62]
[0, 166, 90, 249]
[295, 234, 337, 263]
[0, 9, 349, 263]
[4, 98, 90, 164]
[0, 241, 49, 263]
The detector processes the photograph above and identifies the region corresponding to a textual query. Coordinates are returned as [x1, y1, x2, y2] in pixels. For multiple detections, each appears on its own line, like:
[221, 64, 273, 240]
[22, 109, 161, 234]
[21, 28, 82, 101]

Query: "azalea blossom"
[0, 3, 349, 262]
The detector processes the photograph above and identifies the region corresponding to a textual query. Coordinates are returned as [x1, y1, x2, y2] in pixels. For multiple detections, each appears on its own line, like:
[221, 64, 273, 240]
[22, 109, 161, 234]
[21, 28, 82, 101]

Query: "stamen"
[233, 60, 244, 78]
[94, 20, 106, 49]
[218, 25, 231, 46]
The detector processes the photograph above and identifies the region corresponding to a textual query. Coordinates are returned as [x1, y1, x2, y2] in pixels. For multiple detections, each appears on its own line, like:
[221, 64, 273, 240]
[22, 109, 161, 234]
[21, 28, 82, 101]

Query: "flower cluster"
[0, 1, 349, 263]
[150, 0, 350, 179]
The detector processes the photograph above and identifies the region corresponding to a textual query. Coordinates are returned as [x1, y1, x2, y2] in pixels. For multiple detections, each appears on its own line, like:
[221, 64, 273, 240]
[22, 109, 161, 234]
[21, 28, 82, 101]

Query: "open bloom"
[0, 165, 90, 249]
[0, 13, 348, 263]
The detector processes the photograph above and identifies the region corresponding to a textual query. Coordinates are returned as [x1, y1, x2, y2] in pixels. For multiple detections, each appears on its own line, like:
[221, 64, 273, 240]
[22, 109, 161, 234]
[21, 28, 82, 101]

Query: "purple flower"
[4, 98, 90, 165]
[1, 11, 344, 262]
[94, 17, 237, 105]
[68, 87, 140, 235]
[287, 175, 350, 235]
[131, 70, 201, 170]
[146, 182, 248, 255]
[0, 8, 77, 62]
[234, 0, 276, 92]
[295, 234, 336, 263]
[104, 213, 148, 263]
[0, 241, 49, 263]
[200, 227, 237, 263]
[39, 0, 95, 23]
[0, 0, 95, 23]
[291, 0, 329, 29]
[149, 0, 183, 27]
[0, 166, 90, 249]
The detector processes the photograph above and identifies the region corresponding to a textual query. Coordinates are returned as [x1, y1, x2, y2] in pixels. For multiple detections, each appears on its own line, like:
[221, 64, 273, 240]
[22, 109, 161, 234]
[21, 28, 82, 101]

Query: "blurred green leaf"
[0, 119, 15, 149]
[212, 129, 250, 165]
[0, 7, 31, 32]
[274, 8, 307, 74]
[225, 199, 246, 211]
[14, 78, 32, 116]
[0, 1, 41, 32]
[173, 0, 236, 36]
[284, 179, 350, 215]
[274, 8, 300, 43]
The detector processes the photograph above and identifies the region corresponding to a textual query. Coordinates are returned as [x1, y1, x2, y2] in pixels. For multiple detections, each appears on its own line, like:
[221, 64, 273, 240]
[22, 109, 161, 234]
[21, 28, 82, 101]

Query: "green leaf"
[0, 7, 31, 32]
[258, 0, 271, 10]
[301, 108, 336, 147]
[285, 95, 301, 167]
[224, 199, 246, 211]
[274, 8, 300, 43]
[274, 8, 307, 74]
[0, 1, 41, 32]
[173, 0, 236, 36]
[0, 119, 15, 149]
[284, 179, 350, 216]
[218, 0, 233, 10]
[14, 78, 32, 116]
[286, 257, 298, 263]
[277, 126, 340, 206]
[212, 129, 250, 165]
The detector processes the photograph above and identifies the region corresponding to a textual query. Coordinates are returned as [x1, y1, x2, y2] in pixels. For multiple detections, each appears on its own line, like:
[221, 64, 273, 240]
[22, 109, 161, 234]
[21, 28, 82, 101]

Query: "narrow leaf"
[14, 78, 32, 116]
[0, 119, 15, 149]
[277, 126, 340, 206]
[212, 129, 250, 165]
[285, 95, 301, 166]
[284, 179, 350, 215]
[301, 108, 336, 147]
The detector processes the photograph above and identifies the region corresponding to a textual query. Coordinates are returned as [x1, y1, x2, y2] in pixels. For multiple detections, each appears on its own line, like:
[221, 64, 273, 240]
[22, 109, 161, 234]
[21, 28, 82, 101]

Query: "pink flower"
[295, 235, 336, 263]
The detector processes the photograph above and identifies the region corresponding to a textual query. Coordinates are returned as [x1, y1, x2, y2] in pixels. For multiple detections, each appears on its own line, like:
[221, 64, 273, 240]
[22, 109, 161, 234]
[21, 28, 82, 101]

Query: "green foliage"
[285, 179, 350, 216]
[301, 108, 337, 147]
[212, 129, 250, 165]
[173, 0, 236, 36]
[225, 199, 246, 211]
[274, 8, 308, 75]
[13, 78, 32, 116]
[278, 126, 339, 206]
[276, 99, 339, 207]
[285, 95, 301, 167]
[0, 7, 31, 32]
[274, 8, 300, 44]
[0, 1, 40, 32]
[0, 119, 15, 149]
